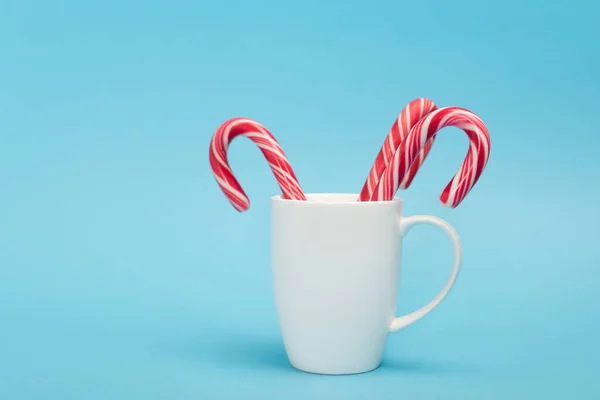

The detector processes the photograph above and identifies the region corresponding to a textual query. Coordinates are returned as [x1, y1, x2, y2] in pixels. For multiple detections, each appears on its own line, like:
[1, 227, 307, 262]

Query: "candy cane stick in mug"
[358, 98, 438, 201]
[209, 117, 306, 212]
[370, 107, 490, 207]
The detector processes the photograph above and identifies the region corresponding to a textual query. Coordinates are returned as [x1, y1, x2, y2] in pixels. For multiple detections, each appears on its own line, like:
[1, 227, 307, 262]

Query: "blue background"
[2, 0, 599, 398]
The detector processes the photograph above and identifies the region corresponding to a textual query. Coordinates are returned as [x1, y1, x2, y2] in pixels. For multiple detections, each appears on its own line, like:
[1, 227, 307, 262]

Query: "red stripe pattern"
[209, 117, 306, 212]
[370, 107, 490, 207]
[358, 98, 437, 201]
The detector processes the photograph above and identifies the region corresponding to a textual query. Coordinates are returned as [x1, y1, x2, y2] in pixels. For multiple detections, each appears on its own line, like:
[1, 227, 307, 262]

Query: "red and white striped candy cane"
[209, 117, 306, 212]
[358, 98, 438, 201]
[371, 107, 490, 207]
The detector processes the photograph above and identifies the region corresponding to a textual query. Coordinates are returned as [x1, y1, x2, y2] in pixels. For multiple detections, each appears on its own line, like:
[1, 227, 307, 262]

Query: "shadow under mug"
[271, 193, 461, 375]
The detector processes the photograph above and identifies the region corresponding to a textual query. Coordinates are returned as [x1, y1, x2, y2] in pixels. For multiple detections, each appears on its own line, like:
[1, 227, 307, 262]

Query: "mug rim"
[271, 193, 403, 206]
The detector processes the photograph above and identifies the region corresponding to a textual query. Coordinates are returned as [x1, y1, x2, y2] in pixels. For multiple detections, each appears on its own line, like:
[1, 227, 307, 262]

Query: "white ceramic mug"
[271, 193, 462, 375]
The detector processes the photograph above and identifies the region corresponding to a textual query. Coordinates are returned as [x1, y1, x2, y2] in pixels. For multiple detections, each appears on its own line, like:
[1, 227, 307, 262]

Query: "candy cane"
[370, 107, 490, 207]
[358, 98, 438, 201]
[209, 117, 306, 212]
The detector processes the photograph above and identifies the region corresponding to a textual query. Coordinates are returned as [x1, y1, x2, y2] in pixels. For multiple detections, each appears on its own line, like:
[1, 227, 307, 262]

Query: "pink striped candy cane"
[371, 107, 490, 207]
[209, 117, 306, 212]
[358, 98, 438, 201]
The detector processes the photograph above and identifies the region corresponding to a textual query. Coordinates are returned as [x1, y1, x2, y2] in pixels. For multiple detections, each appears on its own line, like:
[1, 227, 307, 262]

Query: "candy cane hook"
[371, 107, 491, 207]
[209, 117, 306, 212]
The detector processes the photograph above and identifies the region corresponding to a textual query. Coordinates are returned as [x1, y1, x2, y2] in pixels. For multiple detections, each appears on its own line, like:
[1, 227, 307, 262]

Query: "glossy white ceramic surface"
[271, 193, 462, 375]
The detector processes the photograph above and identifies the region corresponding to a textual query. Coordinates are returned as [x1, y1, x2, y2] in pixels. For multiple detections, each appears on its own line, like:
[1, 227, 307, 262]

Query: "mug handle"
[389, 215, 462, 332]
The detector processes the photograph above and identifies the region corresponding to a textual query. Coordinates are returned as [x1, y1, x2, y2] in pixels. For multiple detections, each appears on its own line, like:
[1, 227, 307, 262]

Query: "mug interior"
[271, 193, 402, 205]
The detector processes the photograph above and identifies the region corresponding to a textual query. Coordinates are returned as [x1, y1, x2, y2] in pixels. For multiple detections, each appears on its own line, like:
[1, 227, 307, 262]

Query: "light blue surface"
[2, 0, 599, 398]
